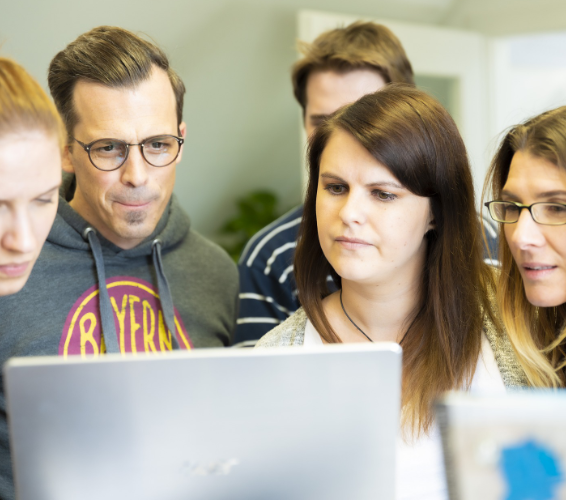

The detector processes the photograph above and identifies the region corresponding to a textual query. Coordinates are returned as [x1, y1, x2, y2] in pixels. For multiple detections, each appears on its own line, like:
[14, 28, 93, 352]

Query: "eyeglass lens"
[88, 136, 181, 170]
[490, 202, 566, 224]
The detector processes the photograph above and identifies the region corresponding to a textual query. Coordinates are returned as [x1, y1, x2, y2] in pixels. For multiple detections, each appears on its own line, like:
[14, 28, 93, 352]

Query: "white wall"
[490, 32, 566, 142]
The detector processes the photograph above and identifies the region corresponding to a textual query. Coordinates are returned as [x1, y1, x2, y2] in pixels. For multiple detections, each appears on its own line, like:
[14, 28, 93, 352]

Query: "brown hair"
[296, 84, 494, 434]
[0, 57, 65, 147]
[48, 26, 185, 139]
[292, 22, 414, 114]
[484, 106, 566, 387]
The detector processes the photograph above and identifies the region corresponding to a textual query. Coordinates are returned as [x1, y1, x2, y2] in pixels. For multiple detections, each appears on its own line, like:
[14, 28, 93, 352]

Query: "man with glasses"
[0, 26, 238, 499]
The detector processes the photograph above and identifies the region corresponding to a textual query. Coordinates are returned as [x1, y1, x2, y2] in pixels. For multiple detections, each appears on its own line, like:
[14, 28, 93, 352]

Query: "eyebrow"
[31, 184, 61, 201]
[320, 173, 405, 189]
[502, 189, 566, 199]
[38, 184, 61, 197]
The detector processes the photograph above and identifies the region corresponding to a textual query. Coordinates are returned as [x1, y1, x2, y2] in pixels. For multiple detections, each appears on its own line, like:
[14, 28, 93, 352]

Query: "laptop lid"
[437, 391, 566, 500]
[5, 343, 401, 500]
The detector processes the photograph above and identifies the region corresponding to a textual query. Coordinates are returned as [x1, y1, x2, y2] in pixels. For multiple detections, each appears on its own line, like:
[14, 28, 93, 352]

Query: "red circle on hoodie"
[59, 276, 192, 357]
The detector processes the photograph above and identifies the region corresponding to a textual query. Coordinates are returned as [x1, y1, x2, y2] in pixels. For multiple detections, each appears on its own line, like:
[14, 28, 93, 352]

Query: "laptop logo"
[179, 459, 240, 476]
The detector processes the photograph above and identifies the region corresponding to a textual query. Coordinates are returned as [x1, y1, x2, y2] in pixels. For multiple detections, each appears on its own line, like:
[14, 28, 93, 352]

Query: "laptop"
[437, 391, 566, 500]
[4, 343, 402, 500]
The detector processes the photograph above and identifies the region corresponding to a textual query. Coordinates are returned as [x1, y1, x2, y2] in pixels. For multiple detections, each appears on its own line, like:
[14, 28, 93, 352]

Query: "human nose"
[506, 207, 545, 250]
[120, 145, 150, 187]
[1, 208, 37, 255]
[338, 191, 366, 226]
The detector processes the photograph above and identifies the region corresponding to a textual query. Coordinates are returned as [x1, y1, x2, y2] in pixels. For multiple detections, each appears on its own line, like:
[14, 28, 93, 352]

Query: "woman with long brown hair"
[0, 57, 64, 296]
[484, 106, 566, 388]
[257, 84, 526, 499]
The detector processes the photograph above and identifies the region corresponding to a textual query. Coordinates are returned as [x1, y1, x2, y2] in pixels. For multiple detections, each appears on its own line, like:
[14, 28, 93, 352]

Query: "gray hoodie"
[0, 174, 238, 499]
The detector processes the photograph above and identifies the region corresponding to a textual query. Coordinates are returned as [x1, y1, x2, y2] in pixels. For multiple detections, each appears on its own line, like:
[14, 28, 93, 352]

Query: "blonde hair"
[0, 57, 65, 148]
[484, 106, 566, 387]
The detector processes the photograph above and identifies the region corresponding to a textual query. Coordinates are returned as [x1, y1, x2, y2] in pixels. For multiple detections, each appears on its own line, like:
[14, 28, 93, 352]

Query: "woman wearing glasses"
[0, 58, 64, 296]
[484, 106, 566, 387]
[257, 84, 527, 500]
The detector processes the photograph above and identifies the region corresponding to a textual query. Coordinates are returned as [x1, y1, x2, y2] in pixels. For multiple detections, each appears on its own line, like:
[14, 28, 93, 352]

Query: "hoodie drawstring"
[83, 227, 120, 353]
[152, 239, 180, 350]
[82, 228, 180, 353]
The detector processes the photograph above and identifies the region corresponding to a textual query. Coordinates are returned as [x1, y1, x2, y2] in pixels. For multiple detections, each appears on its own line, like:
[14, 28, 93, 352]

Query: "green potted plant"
[219, 190, 282, 262]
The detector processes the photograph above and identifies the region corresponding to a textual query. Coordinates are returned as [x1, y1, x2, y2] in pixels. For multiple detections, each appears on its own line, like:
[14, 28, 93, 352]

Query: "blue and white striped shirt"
[235, 206, 304, 343]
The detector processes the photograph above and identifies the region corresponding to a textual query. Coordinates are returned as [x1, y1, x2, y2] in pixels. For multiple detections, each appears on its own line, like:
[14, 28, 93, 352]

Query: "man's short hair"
[48, 26, 186, 139]
[291, 21, 414, 113]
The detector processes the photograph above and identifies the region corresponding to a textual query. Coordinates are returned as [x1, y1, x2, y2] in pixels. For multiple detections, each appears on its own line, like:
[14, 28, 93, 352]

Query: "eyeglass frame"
[484, 200, 566, 226]
[71, 134, 185, 171]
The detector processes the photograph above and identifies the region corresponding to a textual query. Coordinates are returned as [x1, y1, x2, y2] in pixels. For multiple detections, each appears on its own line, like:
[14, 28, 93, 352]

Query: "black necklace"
[340, 289, 374, 343]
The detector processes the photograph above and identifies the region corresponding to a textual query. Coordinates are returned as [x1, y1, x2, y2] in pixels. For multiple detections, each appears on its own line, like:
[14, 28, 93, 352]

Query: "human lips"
[520, 261, 558, 280]
[335, 236, 372, 249]
[114, 199, 153, 209]
[0, 262, 30, 278]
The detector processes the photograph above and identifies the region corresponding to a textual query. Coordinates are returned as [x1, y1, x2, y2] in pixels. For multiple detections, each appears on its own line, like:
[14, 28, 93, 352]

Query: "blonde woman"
[485, 106, 566, 387]
[0, 58, 64, 295]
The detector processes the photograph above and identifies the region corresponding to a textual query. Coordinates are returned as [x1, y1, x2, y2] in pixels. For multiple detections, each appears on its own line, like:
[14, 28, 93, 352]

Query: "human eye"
[91, 140, 124, 156]
[34, 194, 56, 205]
[497, 201, 519, 219]
[540, 203, 566, 223]
[144, 136, 173, 153]
[545, 203, 566, 213]
[324, 183, 346, 195]
[372, 190, 396, 201]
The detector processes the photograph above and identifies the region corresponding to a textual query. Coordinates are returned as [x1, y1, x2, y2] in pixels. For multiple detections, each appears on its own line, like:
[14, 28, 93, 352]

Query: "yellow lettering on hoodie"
[79, 312, 99, 356]
[143, 300, 157, 353]
[110, 295, 128, 353]
[129, 295, 141, 353]
[158, 310, 172, 351]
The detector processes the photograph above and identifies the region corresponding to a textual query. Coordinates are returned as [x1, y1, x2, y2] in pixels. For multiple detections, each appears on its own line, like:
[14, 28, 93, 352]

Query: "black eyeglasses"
[72, 135, 184, 171]
[485, 200, 566, 226]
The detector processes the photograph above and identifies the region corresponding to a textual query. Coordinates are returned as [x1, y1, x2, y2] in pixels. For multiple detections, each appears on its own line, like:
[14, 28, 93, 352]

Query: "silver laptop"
[437, 391, 566, 500]
[5, 343, 402, 500]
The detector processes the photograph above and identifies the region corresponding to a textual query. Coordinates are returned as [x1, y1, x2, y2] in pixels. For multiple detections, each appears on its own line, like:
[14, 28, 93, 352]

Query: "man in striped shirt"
[236, 21, 498, 343]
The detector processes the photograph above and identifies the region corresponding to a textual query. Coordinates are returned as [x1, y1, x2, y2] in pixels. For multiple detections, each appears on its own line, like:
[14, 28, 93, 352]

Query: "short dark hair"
[296, 84, 494, 434]
[48, 26, 185, 139]
[291, 21, 414, 113]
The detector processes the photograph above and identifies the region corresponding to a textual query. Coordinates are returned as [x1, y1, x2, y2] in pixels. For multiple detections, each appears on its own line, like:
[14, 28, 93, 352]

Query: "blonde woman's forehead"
[504, 151, 566, 201]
